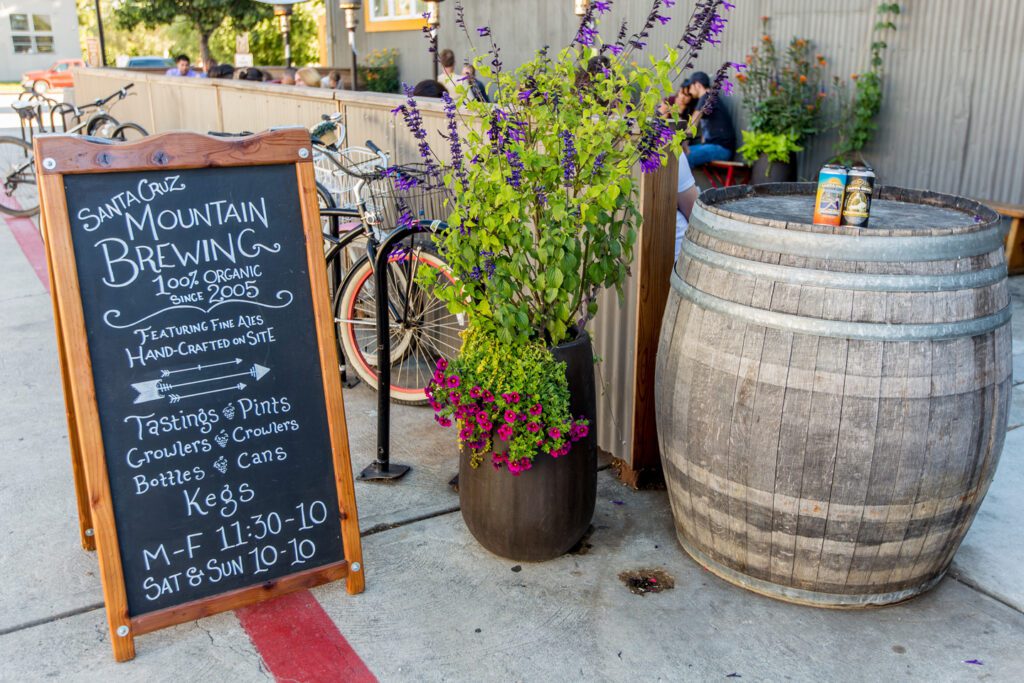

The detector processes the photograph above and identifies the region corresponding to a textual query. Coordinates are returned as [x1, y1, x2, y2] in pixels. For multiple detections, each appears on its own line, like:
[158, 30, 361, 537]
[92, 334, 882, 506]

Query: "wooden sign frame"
[35, 128, 364, 662]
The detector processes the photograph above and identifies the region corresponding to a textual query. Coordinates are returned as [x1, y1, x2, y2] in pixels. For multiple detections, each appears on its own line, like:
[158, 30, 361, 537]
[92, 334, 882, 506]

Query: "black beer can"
[841, 166, 876, 227]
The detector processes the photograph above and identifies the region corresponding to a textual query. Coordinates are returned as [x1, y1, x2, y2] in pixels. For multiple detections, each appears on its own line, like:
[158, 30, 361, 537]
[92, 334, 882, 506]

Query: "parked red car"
[21, 59, 86, 92]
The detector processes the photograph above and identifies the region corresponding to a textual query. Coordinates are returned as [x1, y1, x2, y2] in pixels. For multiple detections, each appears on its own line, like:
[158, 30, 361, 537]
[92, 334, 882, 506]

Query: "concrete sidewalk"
[1, 213, 1023, 681]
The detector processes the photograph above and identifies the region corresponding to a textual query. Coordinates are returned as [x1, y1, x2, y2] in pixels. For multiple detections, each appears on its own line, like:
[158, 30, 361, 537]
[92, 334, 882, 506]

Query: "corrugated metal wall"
[333, 0, 1024, 204]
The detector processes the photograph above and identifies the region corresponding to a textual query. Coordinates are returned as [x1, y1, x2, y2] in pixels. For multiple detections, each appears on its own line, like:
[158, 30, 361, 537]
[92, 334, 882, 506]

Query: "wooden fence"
[70, 67, 679, 485]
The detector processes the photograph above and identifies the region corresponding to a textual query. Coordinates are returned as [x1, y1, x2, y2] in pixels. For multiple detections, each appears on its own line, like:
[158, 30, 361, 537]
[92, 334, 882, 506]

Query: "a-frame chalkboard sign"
[35, 128, 364, 662]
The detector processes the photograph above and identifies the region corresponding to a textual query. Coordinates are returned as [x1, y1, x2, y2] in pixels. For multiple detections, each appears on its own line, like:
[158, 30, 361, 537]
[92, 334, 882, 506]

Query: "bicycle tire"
[0, 136, 39, 217]
[85, 114, 119, 137]
[111, 122, 149, 141]
[335, 249, 464, 405]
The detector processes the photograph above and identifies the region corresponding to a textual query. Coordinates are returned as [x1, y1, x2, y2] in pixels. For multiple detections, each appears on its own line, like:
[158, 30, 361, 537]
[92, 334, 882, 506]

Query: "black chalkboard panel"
[63, 164, 343, 616]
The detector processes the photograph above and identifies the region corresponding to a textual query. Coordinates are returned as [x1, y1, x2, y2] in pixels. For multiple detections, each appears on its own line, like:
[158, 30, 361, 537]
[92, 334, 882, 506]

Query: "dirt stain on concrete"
[619, 569, 675, 595]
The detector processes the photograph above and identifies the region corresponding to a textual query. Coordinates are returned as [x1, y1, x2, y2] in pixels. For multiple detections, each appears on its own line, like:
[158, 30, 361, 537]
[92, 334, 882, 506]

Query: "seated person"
[412, 79, 447, 98]
[279, 67, 298, 85]
[461, 65, 490, 102]
[209, 64, 235, 79]
[296, 67, 322, 87]
[659, 79, 698, 141]
[684, 71, 736, 169]
[675, 154, 699, 259]
[166, 54, 200, 78]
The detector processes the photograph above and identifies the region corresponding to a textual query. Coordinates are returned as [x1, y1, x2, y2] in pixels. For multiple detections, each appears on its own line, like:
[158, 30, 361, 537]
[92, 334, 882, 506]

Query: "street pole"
[340, 2, 361, 90]
[427, 1, 441, 81]
[274, 4, 294, 68]
[94, 0, 107, 66]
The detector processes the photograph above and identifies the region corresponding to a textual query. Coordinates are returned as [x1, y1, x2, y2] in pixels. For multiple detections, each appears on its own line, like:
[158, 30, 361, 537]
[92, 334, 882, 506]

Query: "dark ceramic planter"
[750, 153, 796, 184]
[458, 331, 597, 562]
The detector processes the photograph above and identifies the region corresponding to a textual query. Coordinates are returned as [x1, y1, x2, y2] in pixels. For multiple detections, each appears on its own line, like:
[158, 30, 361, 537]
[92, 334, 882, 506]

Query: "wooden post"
[615, 155, 679, 487]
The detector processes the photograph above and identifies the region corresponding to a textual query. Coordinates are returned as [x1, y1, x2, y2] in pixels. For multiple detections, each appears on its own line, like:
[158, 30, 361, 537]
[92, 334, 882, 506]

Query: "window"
[10, 13, 54, 54]
[365, 0, 429, 33]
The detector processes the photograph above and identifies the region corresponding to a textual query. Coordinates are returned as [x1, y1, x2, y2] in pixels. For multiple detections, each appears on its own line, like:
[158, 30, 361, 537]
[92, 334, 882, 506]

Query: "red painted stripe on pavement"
[236, 590, 377, 683]
[4, 214, 49, 292]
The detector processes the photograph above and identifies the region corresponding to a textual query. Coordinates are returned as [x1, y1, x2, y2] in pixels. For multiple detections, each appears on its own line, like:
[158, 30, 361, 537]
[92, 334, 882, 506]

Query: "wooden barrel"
[655, 183, 1011, 607]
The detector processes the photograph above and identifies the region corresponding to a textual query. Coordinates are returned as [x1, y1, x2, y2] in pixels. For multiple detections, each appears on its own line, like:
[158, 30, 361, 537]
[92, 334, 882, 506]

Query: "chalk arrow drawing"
[132, 365, 269, 404]
[161, 358, 242, 378]
[169, 383, 247, 404]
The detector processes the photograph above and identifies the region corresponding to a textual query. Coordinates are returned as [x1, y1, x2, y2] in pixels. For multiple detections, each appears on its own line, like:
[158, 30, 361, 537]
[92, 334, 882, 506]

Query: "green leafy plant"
[400, 1, 737, 474]
[832, 3, 901, 164]
[358, 49, 400, 93]
[734, 17, 827, 163]
[425, 327, 588, 475]
[737, 130, 802, 165]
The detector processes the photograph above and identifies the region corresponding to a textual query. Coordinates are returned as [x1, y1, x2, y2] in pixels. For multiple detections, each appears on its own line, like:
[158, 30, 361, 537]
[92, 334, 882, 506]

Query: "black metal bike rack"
[356, 223, 421, 481]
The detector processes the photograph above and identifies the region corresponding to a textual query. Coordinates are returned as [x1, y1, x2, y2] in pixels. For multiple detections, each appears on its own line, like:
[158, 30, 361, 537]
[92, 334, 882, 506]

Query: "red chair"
[701, 160, 751, 188]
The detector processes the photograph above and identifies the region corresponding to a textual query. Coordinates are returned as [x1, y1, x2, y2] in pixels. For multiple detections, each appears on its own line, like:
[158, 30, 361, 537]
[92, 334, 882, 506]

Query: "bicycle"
[0, 84, 149, 218]
[325, 144, 464, 405]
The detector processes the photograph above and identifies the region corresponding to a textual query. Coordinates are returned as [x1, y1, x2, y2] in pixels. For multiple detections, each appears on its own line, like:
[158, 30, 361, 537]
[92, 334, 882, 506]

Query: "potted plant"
[831, 3, 901, 165]
[735, 18, 826, 183]
[391, 0, 736, 561]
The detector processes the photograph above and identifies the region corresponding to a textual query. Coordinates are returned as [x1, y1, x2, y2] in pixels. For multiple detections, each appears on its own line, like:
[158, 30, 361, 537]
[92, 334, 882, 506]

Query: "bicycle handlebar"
[365, 139, 383, 156]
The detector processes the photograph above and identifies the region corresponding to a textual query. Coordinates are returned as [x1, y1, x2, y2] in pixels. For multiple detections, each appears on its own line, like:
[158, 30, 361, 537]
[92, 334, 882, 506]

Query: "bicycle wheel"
[335, 248, 464, 405]
[86, 114, 119, 138]
[0, 136, 39, 217]
[111, 122, 148, 141]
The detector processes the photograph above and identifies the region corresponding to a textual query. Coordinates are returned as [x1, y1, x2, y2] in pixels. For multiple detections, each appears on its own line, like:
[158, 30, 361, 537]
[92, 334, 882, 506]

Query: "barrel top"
[699, 183, 1000, 236]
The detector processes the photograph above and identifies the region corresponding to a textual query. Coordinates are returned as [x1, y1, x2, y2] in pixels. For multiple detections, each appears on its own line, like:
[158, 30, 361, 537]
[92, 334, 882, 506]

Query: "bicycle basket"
[361, 163, 451, 234]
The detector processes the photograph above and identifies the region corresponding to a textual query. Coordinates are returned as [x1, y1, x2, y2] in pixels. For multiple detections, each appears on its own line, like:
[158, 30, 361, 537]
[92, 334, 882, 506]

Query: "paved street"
[1, 209, 1023, 682]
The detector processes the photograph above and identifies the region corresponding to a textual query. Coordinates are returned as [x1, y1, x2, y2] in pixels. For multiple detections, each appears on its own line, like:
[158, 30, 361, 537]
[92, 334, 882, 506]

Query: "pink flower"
[477, 412, 490, 422]
[526, 422, 540, 433]
[482, 390, 495, 403]
[428, 398, 441, 411]
[436, 358, 448, 371]
[509, 392, 521, 403]
[447, 375, 460, 388]
[436, 416, 452, 427]
[529, 403, 542, 416]
[504, 410, 517, 424]
[432, 370, 444, 383]
[548, 427, 561, 440]
[470, 385, 483, 398]
[497, 424, 513, 441]
[451, 392, 461, 405]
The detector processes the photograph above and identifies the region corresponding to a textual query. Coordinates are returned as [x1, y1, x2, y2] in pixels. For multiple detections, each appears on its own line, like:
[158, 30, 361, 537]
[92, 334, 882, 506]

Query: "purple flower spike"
[518, 89, 534, 101]
[559, 130, 577, 184]
[592, 1, 612, 13]
[477, 26, 491, 37]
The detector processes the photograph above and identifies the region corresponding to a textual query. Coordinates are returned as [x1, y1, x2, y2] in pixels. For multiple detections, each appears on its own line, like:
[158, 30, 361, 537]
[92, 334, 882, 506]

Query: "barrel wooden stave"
[655, 184, 1010, 606]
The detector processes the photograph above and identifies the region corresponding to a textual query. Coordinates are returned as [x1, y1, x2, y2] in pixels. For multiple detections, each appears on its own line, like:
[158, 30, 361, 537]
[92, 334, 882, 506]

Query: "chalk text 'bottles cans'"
[841, 166, 876, 227]
[813, 164, 848, 226]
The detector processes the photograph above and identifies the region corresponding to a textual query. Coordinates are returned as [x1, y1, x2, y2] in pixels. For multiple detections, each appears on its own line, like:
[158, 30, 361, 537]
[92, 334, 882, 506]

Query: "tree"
[112, 0, 271, 65]
[209, 1, 323, 67]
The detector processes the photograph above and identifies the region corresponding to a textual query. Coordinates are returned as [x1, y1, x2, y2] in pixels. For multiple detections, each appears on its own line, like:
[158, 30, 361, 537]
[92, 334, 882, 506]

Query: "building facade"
[328, 0, 1024, 205]
[0, 1, 81, 81]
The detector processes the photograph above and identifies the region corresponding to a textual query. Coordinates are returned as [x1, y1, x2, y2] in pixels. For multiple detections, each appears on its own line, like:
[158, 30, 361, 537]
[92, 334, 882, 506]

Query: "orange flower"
[818, 57, 827, 66]
[736, 73, 747, 82]
[745, 54, 753, 64]
[851, 73, 859, 80]
[806, 104, 815, 111]
[817, 91, 826, 99]
[762, 34, 772, 43]
[799, 74, 808, 84]
[760, 15, 770, 21]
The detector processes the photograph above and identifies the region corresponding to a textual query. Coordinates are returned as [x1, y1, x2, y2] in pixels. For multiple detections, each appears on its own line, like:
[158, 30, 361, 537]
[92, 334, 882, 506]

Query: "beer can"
[841, 166, 876, 227]
[813, 164, 848, 226]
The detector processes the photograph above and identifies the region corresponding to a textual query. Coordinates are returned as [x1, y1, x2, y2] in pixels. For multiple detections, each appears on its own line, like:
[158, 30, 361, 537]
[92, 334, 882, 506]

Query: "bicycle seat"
[11, 101, 38, 117]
